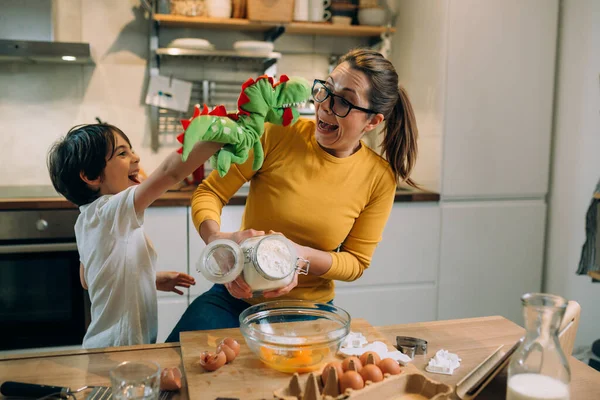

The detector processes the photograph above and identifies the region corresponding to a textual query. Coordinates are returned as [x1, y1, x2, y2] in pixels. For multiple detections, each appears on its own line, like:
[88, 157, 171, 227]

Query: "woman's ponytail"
[338, 49, 419, 186]
[381, 86, 418, 187]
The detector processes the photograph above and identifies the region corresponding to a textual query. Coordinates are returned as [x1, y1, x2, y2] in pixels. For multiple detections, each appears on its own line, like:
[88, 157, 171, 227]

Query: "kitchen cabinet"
[146, 201, 444, 331]
[440, 0, 558, 199]
[157, 297, 188, 343]
[335, 203, 440, 326]
[437, 200, 546, 324]
[393, 0, 557, 323]
[144, 207, 189, 298]
[144, 207, 191, 343]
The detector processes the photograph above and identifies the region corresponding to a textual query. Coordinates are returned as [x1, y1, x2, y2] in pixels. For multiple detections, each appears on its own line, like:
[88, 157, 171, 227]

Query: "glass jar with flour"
[196, 234, 310, 295]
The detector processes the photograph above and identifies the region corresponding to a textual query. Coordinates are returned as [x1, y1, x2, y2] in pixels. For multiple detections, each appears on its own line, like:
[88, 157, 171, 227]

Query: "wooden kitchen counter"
[0, 186, 439, 210]
[3, 316, 595, 399]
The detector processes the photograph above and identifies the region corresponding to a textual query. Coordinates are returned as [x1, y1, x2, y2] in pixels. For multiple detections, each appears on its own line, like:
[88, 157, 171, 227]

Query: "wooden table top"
[0, 186, 439, 210]
[1, 316, 598, 399]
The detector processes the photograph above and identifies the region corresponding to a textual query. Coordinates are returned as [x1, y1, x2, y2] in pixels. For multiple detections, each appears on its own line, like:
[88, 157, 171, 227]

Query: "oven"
[0, 209, 89, 351]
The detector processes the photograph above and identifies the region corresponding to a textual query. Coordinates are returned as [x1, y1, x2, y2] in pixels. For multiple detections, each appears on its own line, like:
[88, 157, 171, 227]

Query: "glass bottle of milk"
[507, 293, 571, 400]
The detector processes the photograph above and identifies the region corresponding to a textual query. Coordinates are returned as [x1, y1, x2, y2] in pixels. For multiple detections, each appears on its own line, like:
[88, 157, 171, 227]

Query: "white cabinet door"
[437, 200, 545, 323]
[335, 285, 437, 327]
[336, 203, 440, 287]
[335, 203, 440, 325]
[442, 0, 558, 198]
[188, 205, 245, 296]
[157, 297, 188, 343]
[144, 207, 189, 299]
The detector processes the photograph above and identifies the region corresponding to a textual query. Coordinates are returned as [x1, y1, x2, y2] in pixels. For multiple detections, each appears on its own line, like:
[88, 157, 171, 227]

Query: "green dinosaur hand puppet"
[177, 74, 311, 177]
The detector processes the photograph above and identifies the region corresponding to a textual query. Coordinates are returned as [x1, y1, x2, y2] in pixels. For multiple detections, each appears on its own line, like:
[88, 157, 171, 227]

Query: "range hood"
[0, 39, 93, 64]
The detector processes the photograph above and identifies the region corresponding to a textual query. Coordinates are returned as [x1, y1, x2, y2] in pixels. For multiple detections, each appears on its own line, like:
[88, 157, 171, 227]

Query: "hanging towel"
[577, 178, 600, 282]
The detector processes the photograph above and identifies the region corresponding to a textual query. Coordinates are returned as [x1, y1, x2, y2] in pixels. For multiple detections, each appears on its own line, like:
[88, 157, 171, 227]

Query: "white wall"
[0, 0, 163, 186]
[545, 0, 600, 347]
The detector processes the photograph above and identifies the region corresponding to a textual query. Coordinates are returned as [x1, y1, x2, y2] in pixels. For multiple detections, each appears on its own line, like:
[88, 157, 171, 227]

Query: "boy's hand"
[156, 271, 196, 295]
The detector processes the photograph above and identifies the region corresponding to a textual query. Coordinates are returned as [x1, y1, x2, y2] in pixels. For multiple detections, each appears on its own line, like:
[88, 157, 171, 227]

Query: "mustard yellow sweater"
[191, 119, 397, 303]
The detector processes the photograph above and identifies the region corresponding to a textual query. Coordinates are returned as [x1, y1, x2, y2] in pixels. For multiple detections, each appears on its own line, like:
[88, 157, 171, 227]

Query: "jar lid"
[253, 235, 297, 280]
[196, 239, 245, 284]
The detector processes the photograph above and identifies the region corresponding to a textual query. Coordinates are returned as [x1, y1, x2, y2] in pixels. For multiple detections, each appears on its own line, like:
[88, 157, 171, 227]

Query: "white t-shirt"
[75, 186, 158, 349]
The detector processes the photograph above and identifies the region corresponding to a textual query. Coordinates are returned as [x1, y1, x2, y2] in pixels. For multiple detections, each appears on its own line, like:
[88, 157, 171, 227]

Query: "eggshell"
[341, 356, 363, 372]
[160, 367, 182, 391]
[339, 370, 365, 392]
[220, 337, 241, 356]
[359, 364, 384, 383]
[218, 344, 237, 363]
[199, 350, 227, 371]
[378, 358, 402, 375]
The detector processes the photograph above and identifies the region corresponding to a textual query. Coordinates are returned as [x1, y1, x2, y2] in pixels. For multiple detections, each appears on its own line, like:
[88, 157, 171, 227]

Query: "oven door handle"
[0, 243, 78, 254]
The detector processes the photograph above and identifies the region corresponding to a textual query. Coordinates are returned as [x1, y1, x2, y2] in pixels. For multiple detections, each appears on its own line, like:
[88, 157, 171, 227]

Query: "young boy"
[48, 123, 221, 348]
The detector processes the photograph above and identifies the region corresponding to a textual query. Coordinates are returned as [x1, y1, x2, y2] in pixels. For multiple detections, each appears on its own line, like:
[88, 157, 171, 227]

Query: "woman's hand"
[209, 228, 266, 299]
[262, 271, 299, 298]
[260, 230, 306, 298]
[207, 229, 266, 245]
[156, 271, 196, 295]
[225, 275, 253, 299]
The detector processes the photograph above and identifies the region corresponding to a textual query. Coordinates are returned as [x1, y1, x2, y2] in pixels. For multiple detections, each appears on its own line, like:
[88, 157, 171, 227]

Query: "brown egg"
[378, 358, 402, 375]
[217, 344, 237, 363]
[321, 361, 344, 385]
[199, 350, 227, 371]
[359, 364, 384, 383]
[359, 351, 381, 366]
[160, 367, 182, 391]
[339, 370, 365, 392]
[220, 337, 241, 356]
[341, 356, 363, 372]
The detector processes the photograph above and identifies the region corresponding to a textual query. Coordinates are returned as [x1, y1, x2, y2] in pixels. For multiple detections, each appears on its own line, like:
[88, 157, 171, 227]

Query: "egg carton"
[273, 356, 453, 400]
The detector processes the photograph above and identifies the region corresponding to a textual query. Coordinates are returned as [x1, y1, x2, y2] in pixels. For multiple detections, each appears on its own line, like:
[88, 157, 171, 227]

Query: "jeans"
[165, 284, 334, 343]
[165, 284, 250, 343]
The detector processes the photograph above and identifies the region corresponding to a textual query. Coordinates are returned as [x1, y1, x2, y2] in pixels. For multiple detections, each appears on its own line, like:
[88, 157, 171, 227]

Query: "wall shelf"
[153, 14, 395, 37]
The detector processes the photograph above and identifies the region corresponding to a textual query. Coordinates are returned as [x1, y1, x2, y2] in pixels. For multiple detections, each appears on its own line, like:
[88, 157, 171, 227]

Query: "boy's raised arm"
[133, 141, 222, 213]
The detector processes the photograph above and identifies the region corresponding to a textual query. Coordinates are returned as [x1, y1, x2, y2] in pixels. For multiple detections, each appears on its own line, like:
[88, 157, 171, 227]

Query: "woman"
[166, 48, 418, 342]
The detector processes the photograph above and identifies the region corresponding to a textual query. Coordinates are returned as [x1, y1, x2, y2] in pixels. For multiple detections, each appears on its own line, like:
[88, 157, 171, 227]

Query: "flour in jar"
[256, 239, 293, 278]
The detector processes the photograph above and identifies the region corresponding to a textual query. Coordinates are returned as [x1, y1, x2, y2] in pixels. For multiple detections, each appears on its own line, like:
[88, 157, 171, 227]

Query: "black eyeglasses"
[311, 79, 378, 118]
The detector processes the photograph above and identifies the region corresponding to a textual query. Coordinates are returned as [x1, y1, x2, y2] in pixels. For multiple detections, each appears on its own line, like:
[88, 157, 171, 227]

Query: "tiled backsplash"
[0, 0, 440, 191]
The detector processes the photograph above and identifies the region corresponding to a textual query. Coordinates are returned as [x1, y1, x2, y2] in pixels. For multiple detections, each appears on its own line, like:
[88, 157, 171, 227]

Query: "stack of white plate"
[233, 41, 274, 56]
[167, 38, 215, 50]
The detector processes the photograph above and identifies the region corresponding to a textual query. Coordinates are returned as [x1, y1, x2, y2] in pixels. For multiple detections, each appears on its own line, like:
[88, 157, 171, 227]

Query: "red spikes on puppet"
[177, 104, 210, 152]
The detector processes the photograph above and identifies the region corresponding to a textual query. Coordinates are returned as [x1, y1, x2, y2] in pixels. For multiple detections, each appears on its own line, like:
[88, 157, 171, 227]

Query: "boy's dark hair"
[47, 123, 132, 206]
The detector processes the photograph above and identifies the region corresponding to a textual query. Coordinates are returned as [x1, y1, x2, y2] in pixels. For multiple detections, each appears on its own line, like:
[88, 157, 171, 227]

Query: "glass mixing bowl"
[239, 300, 351, 373]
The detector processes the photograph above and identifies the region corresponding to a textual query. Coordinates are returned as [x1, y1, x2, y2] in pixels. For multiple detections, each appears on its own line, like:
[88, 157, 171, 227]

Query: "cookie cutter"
[396, 336, 428, 356]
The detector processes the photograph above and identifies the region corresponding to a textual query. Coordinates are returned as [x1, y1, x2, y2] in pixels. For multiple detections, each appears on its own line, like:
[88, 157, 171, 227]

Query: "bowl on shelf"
[167, 38, 214, 50]
[358, 7, 387, 26]
[239, 300, 351, 373]
[233, 40, 274, 56]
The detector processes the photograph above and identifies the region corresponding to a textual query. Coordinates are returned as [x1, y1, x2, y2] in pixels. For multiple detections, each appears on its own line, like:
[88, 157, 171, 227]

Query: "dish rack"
[155, 79, 244, 145]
